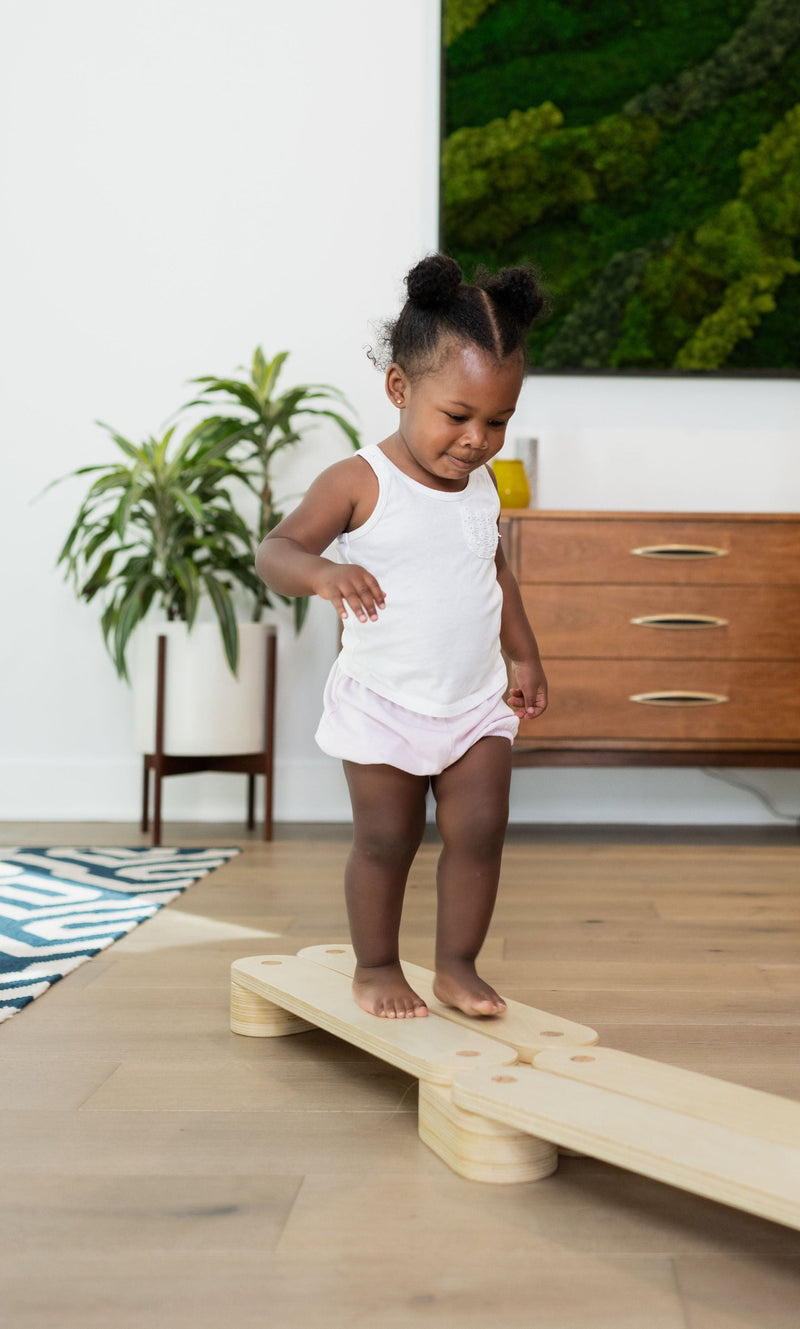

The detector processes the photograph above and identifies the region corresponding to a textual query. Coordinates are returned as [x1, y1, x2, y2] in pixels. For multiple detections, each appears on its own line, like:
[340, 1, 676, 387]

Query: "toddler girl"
[256, 254, 548, 1020]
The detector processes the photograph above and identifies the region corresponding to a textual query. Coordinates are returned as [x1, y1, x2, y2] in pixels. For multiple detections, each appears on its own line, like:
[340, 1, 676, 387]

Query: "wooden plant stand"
[142, 629, 276, 846]
[230, 945, 800, 1228]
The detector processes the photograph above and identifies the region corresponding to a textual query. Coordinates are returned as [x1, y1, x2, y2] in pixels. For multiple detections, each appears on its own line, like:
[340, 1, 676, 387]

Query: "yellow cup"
[491, 458, 530, 509]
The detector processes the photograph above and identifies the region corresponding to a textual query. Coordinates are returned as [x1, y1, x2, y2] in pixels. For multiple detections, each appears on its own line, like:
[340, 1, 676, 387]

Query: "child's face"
[387, 342, 524, 489]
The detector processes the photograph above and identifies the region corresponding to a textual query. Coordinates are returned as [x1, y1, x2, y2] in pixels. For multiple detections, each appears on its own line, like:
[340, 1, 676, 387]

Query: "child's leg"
[343, 760, 430, 1019]
[430, 736, 512, 1016]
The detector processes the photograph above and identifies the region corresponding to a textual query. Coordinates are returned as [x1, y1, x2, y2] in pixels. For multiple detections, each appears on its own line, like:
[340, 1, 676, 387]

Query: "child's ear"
[385, 363, 407, 409]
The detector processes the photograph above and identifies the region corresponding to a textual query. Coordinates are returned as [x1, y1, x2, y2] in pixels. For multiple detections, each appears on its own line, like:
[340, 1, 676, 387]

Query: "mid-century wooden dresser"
[500, 511, 800, 768]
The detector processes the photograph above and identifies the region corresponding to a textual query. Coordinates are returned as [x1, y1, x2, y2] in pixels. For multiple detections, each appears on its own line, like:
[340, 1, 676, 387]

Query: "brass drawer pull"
[630, 613, 729, 630]
[631, 543, 729, 560]
[630, 690, 729, 707]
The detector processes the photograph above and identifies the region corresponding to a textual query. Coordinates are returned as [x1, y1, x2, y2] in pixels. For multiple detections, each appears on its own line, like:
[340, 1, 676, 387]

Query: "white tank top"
[336, 444, 507, 717]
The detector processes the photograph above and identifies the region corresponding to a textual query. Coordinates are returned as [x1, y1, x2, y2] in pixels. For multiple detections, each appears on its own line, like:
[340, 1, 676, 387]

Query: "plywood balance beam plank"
[452, 1056, 800, 1231]
[230, 954, 518, 1086]
[533, 1046, 800, 1149]
[297, 943, 599, 1061]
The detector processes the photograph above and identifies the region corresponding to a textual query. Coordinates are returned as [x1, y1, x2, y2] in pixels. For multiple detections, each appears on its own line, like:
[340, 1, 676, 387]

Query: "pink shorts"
[315, 660, 519, 776]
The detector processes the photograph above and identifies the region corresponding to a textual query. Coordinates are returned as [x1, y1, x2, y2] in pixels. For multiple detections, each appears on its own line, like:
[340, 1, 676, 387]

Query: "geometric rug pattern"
[0, 846, 240, 1022]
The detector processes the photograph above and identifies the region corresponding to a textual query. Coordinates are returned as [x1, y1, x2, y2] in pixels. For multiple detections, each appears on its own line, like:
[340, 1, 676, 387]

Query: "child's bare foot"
[433, 958, 507, 1017]
[352, 962, 428, 1019]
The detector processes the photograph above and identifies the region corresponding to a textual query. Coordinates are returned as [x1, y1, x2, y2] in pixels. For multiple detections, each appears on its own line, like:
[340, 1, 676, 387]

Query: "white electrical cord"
[701, 768, 800, 825]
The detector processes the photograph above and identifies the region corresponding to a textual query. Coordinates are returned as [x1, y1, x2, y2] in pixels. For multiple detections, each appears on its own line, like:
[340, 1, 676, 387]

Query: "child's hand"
[313, 562, 386, 623]
[507, 659, 548, 719]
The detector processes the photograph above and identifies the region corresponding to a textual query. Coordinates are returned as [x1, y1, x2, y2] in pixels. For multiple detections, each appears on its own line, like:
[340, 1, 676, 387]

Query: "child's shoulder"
[315, 450, 375, 495]
[309, 450, 379, 533]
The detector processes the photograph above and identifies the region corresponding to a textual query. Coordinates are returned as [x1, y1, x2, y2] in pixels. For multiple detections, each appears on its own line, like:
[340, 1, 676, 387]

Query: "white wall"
[2, 0, 799, 827]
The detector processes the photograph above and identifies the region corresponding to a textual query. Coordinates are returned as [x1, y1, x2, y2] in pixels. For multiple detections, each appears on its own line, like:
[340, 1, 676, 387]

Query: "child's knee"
[353, 819, 423, 866]
[438, 797, 508, 855]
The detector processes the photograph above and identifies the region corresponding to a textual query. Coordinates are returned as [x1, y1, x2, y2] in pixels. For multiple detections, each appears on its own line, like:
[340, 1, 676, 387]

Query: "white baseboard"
[0, 758, 797, 826]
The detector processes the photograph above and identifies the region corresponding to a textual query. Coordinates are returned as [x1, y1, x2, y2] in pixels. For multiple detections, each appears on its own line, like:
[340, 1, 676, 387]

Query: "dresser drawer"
[514, 517, 800, 585]
[522, 585, 800, 660]
[517, 661, 800, 743]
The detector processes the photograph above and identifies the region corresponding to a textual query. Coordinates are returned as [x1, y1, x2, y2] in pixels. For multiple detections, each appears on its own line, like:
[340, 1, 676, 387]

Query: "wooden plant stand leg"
[418, 1080, 558, 1185]
[141, 758, 150, 832]
[263, 627, 275, 842]
[230, 973, 315, 1038]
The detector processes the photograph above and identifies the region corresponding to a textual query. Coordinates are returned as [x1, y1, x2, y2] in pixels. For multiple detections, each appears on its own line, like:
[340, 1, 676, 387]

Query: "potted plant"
[50, 350, 359, 756]
[51, 421, 269, 753]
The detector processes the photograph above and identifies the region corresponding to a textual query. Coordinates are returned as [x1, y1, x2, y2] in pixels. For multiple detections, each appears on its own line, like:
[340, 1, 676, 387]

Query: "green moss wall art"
[441, 0, 800, 374]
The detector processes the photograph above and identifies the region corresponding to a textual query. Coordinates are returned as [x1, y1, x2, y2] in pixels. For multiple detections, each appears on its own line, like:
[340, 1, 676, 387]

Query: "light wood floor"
[1, 819, 800, 1328]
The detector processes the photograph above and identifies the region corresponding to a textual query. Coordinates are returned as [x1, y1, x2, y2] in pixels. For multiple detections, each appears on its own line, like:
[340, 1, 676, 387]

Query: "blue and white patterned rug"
[0, 846, 240, 1022]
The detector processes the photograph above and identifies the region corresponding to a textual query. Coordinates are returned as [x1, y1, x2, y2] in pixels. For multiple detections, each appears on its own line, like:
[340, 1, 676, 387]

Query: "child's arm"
[495, 539, 548, 720]
[255, 457, 386, 624]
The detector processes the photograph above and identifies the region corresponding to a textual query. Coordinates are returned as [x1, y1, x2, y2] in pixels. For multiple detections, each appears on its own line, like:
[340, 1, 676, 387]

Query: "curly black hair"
[369, 253, 549, 380]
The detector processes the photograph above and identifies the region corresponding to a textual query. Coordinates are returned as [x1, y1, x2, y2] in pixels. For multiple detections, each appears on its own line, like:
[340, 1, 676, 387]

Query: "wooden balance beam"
[230, 948, 800, 1227]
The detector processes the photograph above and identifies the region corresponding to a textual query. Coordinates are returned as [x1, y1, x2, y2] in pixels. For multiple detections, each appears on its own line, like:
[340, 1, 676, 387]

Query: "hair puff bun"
[405, 253, 463, 309]
[480, 265, 548, 327]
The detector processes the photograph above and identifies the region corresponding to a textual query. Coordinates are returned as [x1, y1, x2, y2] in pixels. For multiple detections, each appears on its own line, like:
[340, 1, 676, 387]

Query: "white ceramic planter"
[132, 621, 272, 755]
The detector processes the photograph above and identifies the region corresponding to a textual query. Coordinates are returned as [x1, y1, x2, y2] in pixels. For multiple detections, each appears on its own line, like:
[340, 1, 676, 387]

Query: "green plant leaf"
[265, 430, 303, 463]
[117, 552, 154, 581]
[300, 384, 354, 405]
[301, 408, 361, 449]
[293, 594, 310, 632]
[202, 572, 239, 675]
[252, 346, 268, 393]
[201, 506, 254, 542]
[80, 549, 117, 601]
[96, 424, 148, 463]
[82, 469, 133, 497]
[112, 582, 150, 680]
[152, 427, 176, 471]
[171, 556, 200, 625]
[37, 463, 117, 499]
[82, 521, 116, 562]
[173, 487, 204, 524]
[190, 377, 264, 416]
[55, 518, 86, 568]
[180, 417, 250, 463]
[100, 599, 118, 648]
[113, 484, 142, 539]
[263, 350, 290, 398]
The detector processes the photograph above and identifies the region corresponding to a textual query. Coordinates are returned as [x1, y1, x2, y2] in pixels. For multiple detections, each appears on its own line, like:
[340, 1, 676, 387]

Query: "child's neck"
[378, 434, 469, 493]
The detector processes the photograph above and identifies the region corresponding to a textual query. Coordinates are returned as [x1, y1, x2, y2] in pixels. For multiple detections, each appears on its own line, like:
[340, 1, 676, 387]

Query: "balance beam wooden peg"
[418, 1080, 558, 1184]
[298, 943, 599, 1061]
[230, 967, 315, 1038]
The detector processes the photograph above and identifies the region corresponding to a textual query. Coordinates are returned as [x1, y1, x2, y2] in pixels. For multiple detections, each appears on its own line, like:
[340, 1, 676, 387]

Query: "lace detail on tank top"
[460, 505, 499, 560]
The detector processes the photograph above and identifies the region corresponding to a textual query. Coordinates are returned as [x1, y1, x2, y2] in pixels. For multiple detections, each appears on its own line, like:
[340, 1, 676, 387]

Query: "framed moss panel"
[441, 0, 800, 374]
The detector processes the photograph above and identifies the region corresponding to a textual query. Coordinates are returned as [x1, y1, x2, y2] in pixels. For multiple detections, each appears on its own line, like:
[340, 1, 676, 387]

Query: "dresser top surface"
[500, 510, 800, 522]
